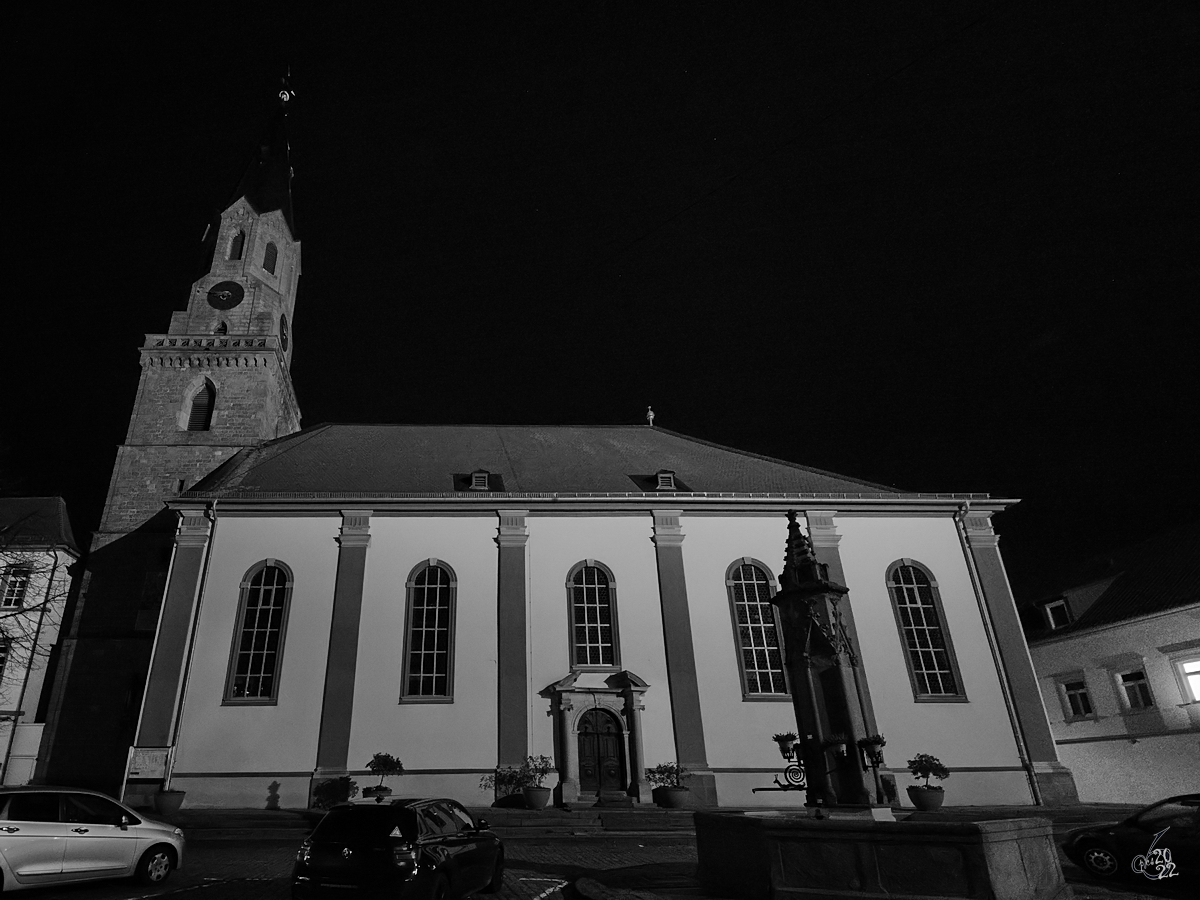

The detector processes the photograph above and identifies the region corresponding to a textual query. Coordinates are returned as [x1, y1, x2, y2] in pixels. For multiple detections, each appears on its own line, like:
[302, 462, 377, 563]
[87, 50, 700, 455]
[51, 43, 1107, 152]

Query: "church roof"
[0, 496, 80, 555]
[1023, 518, 1200, 640]
[187, 424, 924, 498]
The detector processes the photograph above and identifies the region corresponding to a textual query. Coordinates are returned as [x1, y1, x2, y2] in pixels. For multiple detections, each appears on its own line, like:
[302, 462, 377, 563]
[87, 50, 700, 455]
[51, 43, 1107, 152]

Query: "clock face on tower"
[206, 281, 245, 310]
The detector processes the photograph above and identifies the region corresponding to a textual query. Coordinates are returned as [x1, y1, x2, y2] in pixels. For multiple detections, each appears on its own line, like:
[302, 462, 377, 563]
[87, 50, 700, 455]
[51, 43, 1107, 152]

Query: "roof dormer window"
[470, 470, 490, 491]
[655, 470, 677, 490]
[1044, 598, 1071, 629]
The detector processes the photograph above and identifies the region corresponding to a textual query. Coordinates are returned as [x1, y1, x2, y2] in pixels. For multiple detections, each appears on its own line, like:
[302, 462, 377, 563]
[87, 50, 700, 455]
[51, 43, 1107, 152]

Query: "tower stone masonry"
[38, 87, 302, 792]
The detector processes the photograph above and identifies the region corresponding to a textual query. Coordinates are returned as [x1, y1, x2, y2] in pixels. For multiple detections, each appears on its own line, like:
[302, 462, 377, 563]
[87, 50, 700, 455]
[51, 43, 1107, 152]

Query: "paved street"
[16, 830, 1188, 900]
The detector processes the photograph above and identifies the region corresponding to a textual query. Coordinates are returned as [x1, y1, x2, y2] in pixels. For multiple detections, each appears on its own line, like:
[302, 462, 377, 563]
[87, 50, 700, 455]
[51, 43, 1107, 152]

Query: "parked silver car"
[0, 786, 185, 892]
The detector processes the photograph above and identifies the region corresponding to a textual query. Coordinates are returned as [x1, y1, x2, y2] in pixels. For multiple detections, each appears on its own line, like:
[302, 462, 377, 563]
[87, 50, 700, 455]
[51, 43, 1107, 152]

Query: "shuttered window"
[187, 381, 215, 431]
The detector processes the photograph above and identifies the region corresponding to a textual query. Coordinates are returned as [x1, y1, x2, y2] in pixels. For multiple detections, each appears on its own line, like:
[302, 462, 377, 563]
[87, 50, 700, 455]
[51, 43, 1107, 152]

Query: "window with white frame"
[886, 560, 966, 701]
[1062, 678, 1093, 719]
[400, 562, 456, 701]
[224, 561, 293, 703]
[1117, 669, 1155, 710]
[0, 640, 8, 681]
[568, 561, 619, 668]
[1174, 657, 1200, 703]
[726, 561, 788, 698]
[1044, 599, 1071, 629]
[1, 566, 31, 609]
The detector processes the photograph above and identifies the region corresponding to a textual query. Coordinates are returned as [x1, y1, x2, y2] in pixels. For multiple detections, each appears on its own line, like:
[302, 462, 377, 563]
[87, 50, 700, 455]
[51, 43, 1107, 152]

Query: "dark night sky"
[6, 4, 1198, 600]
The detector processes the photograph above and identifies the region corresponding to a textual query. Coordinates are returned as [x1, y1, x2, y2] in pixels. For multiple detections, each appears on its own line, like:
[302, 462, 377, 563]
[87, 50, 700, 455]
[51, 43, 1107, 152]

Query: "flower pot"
[652, 786, 691, 809]
[774, 739, 796, 759]
[906, 786, 945, 811]
[153, 790, 186, 816]
[362, 786, 393, 803]
[522, 786, 552, 809]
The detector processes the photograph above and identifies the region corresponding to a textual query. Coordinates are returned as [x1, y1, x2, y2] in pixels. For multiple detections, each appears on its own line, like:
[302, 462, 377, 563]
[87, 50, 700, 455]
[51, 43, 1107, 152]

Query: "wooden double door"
[577, 708, 626, 794]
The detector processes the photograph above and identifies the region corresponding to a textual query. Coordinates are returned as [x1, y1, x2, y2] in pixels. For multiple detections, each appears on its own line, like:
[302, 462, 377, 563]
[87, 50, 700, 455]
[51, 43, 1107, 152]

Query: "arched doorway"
[577, 708, 626, 795]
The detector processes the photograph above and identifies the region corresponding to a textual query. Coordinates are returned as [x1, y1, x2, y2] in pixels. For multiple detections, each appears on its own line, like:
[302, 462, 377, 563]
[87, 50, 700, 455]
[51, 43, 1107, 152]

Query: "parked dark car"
[1062, 794, 1199, 887]
[293, 798, 503, 899]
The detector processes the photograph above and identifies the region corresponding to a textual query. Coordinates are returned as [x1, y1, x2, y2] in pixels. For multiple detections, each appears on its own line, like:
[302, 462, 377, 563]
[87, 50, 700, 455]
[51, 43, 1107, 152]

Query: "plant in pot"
[771, 731, 799, 760]
[645, 762, 692, 809]
[518, 755, 555, 809]
[362, 752, 405, 802]
[905, 753, 950, 810]
[857, 734, 887, 770]
[312, 775, 359, 810]
[821, 733, 849, 757]
[480, 766, 526, 806]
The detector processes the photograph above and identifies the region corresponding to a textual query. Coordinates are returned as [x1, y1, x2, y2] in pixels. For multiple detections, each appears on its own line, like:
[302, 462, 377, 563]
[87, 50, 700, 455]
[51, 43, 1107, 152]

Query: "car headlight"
[296, 841, 312, 864]
[173, 828, 184, 837]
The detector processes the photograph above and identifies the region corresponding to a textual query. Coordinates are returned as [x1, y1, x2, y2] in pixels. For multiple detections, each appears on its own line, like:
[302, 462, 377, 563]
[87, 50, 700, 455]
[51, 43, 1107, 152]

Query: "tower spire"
[229, 74, 297, 238]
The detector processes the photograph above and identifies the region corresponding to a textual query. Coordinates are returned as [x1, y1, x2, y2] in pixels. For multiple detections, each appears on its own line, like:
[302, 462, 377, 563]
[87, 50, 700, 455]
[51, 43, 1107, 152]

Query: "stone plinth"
[696, 811, 1073, 900]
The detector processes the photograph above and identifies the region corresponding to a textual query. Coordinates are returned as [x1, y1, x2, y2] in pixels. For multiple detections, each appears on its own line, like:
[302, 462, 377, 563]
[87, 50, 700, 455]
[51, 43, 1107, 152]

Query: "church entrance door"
[577, 709, 625, 794]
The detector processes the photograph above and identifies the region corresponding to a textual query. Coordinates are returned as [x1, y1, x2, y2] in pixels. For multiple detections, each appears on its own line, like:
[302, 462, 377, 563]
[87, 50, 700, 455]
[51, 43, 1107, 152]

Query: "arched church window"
[229, 230, 245, 261]
[263, 241, 278, 275]
[401, 561, 456, 701]
[726, 560, 788, 698]
[567, 561, 620, 668]
[280, 314, 289, 351]
[886, 560, 966, 701]
[224, 561, 293, 703]
[214, 321, 228, 335]
[186, 380, 215, 431]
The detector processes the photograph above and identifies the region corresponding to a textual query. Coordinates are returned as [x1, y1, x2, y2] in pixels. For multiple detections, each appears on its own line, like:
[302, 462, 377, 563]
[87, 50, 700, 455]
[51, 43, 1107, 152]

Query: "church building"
[51, 87, 1079, 811]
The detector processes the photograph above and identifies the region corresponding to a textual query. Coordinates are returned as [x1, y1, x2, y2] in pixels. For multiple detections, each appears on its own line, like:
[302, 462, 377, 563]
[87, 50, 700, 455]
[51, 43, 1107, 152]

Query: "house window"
[727, 561, 788, 698]
[568, 561, 619, 668]
[886, 561, 967, 701]
[1044, 599, 1071, 629]
[1063, 680, 1093, 717]
[187, 380, 215, 431]
[1118, 670, 1154, 710]
[229, 230, 245, 260]
[0, 641, 8, 681]
[224, 562, 292, 703]
[263, 242, 278, 274]
[401, 562, 456, 701]
[1, 566, 31, 609]
[1175, 658, 1200, 703]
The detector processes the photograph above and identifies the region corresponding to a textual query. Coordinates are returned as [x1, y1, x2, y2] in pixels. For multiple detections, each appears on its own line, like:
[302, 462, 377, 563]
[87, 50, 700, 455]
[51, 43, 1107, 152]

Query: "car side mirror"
[476, 818, 489, 831]
[120, 815, 130, 831]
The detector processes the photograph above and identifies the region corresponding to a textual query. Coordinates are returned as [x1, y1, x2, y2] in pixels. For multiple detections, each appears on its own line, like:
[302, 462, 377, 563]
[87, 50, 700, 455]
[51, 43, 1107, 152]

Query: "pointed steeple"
[230, 76, 297, 238]
[780, 509, 828, 591]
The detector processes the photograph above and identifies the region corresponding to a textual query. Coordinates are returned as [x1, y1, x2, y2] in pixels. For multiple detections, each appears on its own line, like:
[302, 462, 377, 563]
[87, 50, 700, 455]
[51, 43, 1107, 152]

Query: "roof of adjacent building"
[186, 423, 956, 499]
[1022, 518, 1200, 641]
[0, 496, 80, 555]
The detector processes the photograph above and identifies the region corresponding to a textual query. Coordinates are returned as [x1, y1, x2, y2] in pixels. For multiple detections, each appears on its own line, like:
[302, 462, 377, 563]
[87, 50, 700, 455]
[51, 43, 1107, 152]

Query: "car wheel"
[1079, 843, 1120, 879]
[482, 849, 505, 893]
[136, 845, 176, 884]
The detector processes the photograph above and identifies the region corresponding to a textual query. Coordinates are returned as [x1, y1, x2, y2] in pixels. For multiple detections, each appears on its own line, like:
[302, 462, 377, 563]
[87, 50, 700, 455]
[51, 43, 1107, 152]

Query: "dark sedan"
[1062, 794, 1199, 888]
[293, 798, 503, 899]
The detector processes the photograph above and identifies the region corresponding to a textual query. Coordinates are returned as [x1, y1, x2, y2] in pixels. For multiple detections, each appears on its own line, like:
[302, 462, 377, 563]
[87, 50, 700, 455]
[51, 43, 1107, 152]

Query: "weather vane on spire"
[279, 69, 295, 108]
[646, 406, 655, 426]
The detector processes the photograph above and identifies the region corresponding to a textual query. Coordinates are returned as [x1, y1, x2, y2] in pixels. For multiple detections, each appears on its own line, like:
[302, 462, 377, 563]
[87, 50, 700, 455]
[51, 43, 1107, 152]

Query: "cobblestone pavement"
[21, 835, 697, 900]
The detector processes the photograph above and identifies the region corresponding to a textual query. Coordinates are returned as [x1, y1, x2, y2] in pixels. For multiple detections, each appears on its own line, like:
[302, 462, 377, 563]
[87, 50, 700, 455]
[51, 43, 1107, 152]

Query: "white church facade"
[124, 425, 1076, 810]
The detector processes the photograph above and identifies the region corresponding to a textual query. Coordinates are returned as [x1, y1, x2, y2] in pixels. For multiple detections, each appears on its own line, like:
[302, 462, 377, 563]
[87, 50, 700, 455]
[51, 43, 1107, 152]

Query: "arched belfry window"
[567, 561, 620, 668]
[187, 380, 215, 431]
[401, 561, 457, 701]
[229, 230, 245, 260]
[224, 561, 293, 703]
[214, 321, 228, 335]
[886, 560, 967, 701]
[726, 560, 788, 698]
[263, 241, 278, 275]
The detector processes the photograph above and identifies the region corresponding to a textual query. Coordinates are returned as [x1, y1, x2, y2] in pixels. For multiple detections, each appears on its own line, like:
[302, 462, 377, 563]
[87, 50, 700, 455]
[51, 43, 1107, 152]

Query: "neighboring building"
[50, 86, 1080, 810]
[0, 497, 79, 784]
[1021, 521, 1200, 803]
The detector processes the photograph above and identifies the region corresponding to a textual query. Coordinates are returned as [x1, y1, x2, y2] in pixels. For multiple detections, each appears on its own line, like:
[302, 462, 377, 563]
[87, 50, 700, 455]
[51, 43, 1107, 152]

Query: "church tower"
[37, 83, 302, 792]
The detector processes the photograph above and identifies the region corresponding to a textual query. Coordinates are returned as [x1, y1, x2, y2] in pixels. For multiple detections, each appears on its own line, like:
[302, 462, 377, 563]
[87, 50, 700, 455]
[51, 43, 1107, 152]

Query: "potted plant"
[645, 761, 692, 809]
[771, 731, 799, 759]
[153, 785, 186, 816]
[822, 733, 849, 756]
[480, 766, 526, 806]
[519, 755, 555, 809]
[312, 775, 359, 810]
[857, 734, 887, 769]
[906, 753, 950, 810]
[362, 752, 405, 802]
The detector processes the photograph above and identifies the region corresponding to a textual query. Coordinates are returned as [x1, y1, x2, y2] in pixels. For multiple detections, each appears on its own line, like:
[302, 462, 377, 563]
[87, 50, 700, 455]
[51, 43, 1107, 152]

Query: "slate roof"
[187, 424, 937, 498]
[1023, 518, 1200, 641]
[0, 497, 80, 555]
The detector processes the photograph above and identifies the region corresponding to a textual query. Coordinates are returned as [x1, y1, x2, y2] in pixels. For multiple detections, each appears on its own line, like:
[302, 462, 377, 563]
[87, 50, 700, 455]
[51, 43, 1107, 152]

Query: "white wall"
[173, 516, 339, 776]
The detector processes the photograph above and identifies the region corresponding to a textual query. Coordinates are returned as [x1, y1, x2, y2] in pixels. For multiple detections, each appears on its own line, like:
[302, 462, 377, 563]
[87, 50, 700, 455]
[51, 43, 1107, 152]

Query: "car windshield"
[312, 806, 417, 842]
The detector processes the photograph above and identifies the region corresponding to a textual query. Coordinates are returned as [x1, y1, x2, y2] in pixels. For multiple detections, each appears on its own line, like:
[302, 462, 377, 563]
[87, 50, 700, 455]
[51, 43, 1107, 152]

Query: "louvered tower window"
[187, 380, 215, 431]
[263, 242, 278, 274]
[229, 230, 245, 260]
